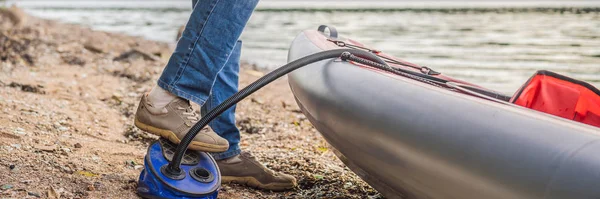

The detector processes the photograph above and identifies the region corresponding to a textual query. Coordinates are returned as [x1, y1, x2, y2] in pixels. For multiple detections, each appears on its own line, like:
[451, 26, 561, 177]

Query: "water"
[7, 0, 600, 93]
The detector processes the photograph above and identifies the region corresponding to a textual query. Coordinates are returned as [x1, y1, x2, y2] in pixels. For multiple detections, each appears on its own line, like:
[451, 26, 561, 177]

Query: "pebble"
[251, 98, 264, 105]
[87, 184, 95, 191]
[9, 165, 15, 170]
[3, 145, 13, 152]
[10, 143, 21, 149]
[28, 191, 41, 198]
[14, 127, 26, 135]
[93, 182, 103, 190]
[1, 184, 13, 190]
[344, 182, 353, 189]
[58, 126, 69, 131]
[61, 166, 72, 174]
[74, 143, 83, 148]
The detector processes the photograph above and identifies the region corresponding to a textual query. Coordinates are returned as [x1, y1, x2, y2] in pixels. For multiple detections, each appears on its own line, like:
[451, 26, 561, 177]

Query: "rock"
[125, 160, 136, 166]
[58, 126, 69, 131]
[113, 48, 159, 62]
[251, 98, 264, 105]
[9, 165, 15, 170]
[28, 191, 41, 198]
[61, 55, 86, 66]
[344, 182, 353, 189]
[111, 94, 122, 104]
[237, 118, 264, 134]
[61, 148, 71, 153]
[83, 42, 105, 54]
[14, 127, 26, 135]
[10, 143, 21, 149]
[93, 182, 103, 190]
[0, 131, 21, 139]
[1, 184, 13, 190]
[87, 184, 95, 191]
[74, 143, 83, 148]
[61, 166, 72, 174]
[8, 82, 45, 94]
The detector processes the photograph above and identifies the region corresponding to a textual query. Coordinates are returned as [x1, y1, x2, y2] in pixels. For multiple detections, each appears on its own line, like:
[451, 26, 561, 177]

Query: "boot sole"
[221, 176, 296, 191]
[134, 118, 228, 153]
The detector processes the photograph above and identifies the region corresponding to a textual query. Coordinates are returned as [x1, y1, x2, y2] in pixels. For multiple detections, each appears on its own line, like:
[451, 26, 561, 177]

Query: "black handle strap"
[318, 25, 338, 39]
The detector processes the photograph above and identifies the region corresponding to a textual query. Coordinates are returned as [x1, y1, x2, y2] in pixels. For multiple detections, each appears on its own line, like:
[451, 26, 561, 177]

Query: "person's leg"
[135, 0, 259, 152]
[202, 40, 242, 160]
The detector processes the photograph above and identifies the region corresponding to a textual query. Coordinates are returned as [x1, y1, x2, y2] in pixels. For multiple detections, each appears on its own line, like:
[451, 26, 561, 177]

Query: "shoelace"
[177, 106, 199, 122]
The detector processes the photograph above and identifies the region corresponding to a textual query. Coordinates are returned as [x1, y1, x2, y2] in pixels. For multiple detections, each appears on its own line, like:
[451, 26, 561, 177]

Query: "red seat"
[511, 70, 600, 128]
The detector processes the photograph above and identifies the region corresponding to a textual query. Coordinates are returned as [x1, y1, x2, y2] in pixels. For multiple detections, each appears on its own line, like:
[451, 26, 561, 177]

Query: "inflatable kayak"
[287, 26, 600, 199]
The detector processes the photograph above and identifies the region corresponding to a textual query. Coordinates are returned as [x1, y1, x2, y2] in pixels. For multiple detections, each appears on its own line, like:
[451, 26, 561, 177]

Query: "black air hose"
[164, 49, 386, 176]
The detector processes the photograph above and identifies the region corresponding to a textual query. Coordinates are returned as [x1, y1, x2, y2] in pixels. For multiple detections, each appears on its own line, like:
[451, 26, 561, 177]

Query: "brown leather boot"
[134, 94, 229, 152]
[217, 152, 297, 191]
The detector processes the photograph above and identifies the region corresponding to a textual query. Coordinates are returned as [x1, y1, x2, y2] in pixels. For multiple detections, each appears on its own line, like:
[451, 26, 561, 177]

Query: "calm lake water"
[7, 0, 600, 93]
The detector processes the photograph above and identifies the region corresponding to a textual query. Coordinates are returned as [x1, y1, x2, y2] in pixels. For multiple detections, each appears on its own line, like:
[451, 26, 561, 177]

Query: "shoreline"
[0, 7, 380, 199]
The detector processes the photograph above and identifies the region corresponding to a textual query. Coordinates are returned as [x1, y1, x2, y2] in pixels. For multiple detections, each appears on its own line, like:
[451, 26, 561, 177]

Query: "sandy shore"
[0, 6, 380, 199]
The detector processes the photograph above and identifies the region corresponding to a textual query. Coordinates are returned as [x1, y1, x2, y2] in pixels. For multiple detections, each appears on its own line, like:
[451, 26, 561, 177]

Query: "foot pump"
[136, 138, 220, 199]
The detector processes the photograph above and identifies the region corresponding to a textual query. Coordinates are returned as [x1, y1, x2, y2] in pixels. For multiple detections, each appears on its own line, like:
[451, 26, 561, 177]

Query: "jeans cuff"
[157, 79, 207, 105]
[210, 145, 241, 160]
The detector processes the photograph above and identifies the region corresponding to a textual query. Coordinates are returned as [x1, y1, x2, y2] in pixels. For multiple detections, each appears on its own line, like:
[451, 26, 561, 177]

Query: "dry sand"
[0, 7, 381, 199]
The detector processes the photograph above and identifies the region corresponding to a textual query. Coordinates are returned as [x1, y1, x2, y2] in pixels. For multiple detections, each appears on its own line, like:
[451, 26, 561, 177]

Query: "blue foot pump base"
[137, 138, 220, 199]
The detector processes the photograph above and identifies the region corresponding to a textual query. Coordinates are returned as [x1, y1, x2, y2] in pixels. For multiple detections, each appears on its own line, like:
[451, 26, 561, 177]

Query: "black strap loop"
[318, 25, 338, 39]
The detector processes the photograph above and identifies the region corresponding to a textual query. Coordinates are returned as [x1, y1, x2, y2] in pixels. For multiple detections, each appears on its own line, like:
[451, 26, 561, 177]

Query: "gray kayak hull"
[287, 29, 600, 199]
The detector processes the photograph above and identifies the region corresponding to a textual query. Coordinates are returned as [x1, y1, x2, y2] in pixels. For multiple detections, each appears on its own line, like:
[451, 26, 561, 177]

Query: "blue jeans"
[158, 0, 259, 160]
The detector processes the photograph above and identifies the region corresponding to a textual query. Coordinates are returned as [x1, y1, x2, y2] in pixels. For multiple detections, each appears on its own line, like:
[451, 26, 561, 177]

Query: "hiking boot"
[217, 152, 297, 191]
[134, 94, 229, 152]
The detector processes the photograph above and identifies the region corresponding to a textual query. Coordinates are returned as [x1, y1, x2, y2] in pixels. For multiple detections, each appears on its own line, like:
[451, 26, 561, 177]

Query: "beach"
[0, 7, 379, 198]
[3, 1, 600, 198]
